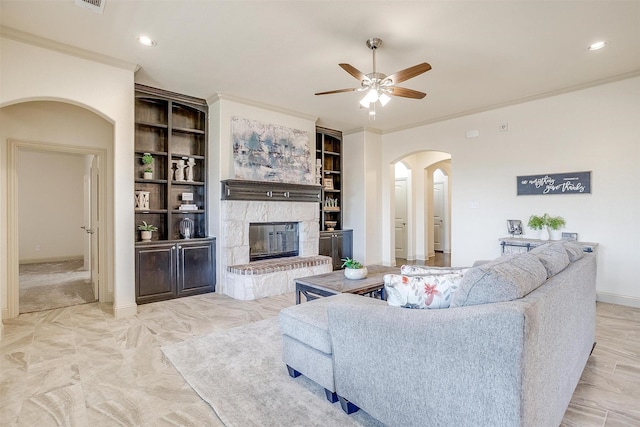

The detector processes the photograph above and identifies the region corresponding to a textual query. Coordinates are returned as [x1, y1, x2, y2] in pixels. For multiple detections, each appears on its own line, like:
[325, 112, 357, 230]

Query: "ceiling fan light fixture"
[379, 93, 391, 106]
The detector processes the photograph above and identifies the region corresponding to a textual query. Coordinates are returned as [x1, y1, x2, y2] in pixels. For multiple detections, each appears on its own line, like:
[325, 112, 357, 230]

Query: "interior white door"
[90, 155, 100, 299]
[433, 182, 444, 252]
[394, 179, 408, 259]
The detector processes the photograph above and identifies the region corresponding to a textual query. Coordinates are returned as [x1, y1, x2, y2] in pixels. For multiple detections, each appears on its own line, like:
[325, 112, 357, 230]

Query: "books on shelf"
[179, 204, 198, 211]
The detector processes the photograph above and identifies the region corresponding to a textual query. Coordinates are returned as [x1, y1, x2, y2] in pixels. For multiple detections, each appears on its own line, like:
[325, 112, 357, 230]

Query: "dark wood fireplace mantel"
[221, 179, 322, 203]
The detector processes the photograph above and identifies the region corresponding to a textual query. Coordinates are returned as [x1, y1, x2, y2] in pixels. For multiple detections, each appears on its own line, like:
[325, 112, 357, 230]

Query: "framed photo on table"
[507, 219, 523, 236]
[562, 232, 578, 241]
[324, 178, 334, 190]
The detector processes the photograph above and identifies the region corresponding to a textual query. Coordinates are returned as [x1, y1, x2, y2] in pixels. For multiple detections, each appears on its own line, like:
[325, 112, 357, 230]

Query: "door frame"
[7, 139, 107, 318]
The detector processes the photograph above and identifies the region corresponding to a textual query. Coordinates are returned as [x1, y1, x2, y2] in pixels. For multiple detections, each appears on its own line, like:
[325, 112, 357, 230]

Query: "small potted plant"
[528, 213, 550, 240]
[547, 215, 566, 240]
[341, 257, 368, 280]
[142, 153, 154, 179]
[138, 221, 158, 241]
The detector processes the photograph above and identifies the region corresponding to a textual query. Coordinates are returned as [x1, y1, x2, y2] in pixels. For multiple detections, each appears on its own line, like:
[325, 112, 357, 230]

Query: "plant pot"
[140, 230, 152, 241]
[539, 227, 550, 241]
[344, 267, 368, 280]
[143, 171, 153, 179]
[549, 229, 563, 240]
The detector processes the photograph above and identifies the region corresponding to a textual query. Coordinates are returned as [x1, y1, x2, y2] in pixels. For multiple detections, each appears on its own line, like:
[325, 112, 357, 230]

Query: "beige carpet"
[19, 260, 96, 313]
[162, 317, 384, 427]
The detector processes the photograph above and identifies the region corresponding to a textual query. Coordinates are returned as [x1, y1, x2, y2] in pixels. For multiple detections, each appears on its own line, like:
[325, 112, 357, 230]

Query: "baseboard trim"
[113, 303, 138, 318]
[596, 292, 640, 308]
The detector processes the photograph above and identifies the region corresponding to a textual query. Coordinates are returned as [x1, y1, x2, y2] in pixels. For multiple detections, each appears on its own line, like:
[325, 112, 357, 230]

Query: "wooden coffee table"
[294, 265, 398, 304]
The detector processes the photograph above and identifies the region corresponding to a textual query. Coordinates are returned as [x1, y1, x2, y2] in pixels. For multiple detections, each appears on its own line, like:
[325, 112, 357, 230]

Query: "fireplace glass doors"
[249, 222, 299, 261]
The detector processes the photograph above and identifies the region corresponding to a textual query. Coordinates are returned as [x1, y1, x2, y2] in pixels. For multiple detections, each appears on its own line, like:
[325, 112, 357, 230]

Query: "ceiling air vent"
[75, 0, 106, 14]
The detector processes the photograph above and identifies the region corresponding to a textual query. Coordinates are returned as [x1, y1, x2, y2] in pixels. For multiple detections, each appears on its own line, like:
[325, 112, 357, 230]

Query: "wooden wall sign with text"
[517, 171, 591, 195]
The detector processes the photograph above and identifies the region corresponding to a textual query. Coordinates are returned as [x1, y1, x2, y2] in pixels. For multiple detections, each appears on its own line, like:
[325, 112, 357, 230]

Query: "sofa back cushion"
[562, 241, 585, 262]
[450, 252, 547, 307]
[400, 265, 469, 276]
[530, 243, 570, 278]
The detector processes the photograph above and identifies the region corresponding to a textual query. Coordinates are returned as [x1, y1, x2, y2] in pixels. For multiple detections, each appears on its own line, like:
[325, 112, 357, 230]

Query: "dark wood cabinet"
[177, 240, 216, 295]
[135, 238, 216, 304]
[134, 84, 215, 304]
[319, 230, 353, 270]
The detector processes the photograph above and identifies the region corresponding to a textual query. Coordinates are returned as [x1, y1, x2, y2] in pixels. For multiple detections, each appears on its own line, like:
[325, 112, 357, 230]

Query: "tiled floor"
[1, 292, 639, 426]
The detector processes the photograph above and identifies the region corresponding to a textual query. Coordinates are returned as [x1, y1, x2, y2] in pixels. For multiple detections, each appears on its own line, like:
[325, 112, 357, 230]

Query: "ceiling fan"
[315, 38, 431, 118]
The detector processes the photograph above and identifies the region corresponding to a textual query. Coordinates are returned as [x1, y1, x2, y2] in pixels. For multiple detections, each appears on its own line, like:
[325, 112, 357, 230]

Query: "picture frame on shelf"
[562, 232, 578, 241]
[507, 219, 523, 236]
[324, 177, 334, 190]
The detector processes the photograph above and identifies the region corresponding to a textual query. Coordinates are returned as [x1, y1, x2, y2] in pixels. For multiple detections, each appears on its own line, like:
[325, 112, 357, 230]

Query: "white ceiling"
[2, 1, 639, 133]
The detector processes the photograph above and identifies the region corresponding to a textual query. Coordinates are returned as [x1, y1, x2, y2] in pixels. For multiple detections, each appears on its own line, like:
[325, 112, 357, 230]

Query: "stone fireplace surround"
[220, 180, 332, 300]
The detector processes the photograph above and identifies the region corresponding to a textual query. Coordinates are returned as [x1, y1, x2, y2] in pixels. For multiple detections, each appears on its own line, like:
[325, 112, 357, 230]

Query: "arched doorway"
[1, 100, 112, 317]
[392, 152, 451, 266]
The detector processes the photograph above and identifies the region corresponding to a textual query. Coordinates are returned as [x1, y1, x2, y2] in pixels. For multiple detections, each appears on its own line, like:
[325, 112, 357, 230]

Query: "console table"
[499, 237, 598, 255]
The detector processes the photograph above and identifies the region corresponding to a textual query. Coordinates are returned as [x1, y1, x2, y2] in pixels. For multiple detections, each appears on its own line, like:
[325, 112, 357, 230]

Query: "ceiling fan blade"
[385, 63, 432, 85]
[388, 86, 427, 99]
[314, 88, 358, 96]
[339, 63, 369, 81]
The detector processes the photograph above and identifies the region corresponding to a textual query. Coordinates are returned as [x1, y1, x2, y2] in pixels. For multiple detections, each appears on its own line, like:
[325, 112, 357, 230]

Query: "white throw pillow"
[384, 273, 463, 309]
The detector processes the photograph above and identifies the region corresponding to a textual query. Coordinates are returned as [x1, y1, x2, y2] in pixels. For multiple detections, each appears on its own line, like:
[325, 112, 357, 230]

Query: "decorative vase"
[550, 229, 563, 240]
[143, 171, 153, 179]
[140, 230, 152, 241]
[344, 267, 368, 280]
[539, 227, 550, 241]
[179, 218, 194, 239]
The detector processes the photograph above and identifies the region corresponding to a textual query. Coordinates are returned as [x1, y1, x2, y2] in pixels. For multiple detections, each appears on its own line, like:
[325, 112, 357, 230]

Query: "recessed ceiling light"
[137, 35, 157, 47]
[587, 41, 608, 51]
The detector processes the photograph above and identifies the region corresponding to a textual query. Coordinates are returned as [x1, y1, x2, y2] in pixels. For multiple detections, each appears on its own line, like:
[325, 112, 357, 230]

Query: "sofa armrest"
[327, 301, 526, 427]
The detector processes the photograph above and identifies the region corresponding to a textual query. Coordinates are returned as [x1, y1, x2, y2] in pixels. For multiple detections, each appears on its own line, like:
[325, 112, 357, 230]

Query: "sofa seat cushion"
[451, 252, 547, 307]
[530, 242, 571, 278]
[279, 293, 385, 354]
[385, 273, 464, 309]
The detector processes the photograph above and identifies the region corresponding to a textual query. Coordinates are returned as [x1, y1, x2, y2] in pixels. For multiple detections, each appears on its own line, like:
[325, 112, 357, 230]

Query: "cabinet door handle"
[266, 191, 273, 197]
[284, 191, 290, 198]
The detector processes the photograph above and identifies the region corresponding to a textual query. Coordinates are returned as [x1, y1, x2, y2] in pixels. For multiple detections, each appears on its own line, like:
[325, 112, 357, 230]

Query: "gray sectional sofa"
[279, 242, 596, 426]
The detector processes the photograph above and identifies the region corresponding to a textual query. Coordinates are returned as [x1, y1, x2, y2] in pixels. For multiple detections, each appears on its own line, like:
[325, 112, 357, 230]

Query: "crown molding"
[0, 26, 139, 72]
[208, 93, 317, 122]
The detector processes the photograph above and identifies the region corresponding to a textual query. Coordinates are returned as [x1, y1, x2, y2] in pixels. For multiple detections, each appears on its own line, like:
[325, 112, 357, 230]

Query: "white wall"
[18, 150, 85, 263]
[374, 77, 640, 306]
[0, 36, 136, 318]
[343, 130, 383, 265]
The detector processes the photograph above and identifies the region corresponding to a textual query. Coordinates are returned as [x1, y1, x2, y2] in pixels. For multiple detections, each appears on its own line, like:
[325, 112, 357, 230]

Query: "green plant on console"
[528, 213, 566, 230]
[527, 214, 548, 230]
[341, 257, 363, 269]
[138, 221, 158, 232]
[547, 215, 566, 230]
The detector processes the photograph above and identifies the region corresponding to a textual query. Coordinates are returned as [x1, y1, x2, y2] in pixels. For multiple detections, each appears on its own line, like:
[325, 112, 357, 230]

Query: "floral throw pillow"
[384, 273, 463, 309]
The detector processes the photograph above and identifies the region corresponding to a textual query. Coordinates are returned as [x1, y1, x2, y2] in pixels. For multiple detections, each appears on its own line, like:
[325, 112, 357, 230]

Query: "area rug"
[162, 318, 384, 427]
